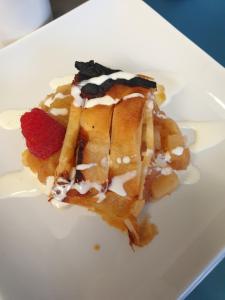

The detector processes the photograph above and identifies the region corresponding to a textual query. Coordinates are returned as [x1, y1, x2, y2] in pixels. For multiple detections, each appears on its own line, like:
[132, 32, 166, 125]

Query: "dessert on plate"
[20, 60, 190, 247]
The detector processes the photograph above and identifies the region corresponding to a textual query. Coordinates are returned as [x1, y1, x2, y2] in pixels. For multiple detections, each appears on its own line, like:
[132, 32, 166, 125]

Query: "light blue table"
[145, 1, 225, 299]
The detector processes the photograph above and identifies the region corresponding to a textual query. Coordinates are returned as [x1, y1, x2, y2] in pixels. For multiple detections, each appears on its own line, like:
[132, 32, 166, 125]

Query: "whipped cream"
[108, 170, 137, 196]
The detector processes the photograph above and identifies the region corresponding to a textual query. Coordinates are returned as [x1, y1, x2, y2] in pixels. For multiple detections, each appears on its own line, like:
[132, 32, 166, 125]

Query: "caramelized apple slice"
[149, 171, 179, 200]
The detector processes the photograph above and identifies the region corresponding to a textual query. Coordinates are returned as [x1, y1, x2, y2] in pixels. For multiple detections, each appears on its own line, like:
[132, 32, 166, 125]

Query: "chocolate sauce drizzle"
[74, 60, 157, 99]
[75, 128, 89, 183]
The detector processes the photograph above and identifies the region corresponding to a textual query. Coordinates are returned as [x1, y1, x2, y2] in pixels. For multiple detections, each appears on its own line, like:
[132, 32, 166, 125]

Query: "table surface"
[145, 1, 225, 299]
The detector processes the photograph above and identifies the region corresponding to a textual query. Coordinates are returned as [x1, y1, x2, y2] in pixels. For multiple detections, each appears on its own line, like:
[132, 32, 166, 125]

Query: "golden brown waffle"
[22, 65, 190, 247]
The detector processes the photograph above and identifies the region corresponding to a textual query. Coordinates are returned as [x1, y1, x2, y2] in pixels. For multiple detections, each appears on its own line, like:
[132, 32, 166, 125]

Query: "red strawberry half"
[20, 108, 66, 159]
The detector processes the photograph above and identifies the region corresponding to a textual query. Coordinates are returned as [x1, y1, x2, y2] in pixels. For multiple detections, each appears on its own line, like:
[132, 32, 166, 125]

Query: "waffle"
[21, 61, 190, 247]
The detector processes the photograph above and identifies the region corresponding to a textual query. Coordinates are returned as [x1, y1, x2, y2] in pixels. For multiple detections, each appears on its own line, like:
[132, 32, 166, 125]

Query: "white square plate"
[0, 0, 225, 299]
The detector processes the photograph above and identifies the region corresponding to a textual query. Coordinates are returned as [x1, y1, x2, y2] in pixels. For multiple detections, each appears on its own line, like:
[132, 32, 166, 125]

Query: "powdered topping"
[108, 171, 137, 196]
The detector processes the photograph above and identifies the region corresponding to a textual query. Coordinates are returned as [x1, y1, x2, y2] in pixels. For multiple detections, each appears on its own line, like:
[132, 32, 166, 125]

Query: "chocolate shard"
[81, 77, 156, 99]
[75, 60, 119, 82]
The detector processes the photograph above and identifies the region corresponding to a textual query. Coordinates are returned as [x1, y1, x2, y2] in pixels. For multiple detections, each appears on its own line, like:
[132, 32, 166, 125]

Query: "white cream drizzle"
[71, 71, 138, 108]
[0, 109, 27, 130]
[50, 108, 68, 116]
[0, 168, 54, 199]
[147, 99, 154, 111]
[142, 148, 154, 157]
[154, 111, 167, 119]
[116, 156, 131, 164]
[155, 152, 171, 167]
[80, 71, 135, 87]
[122, 156, 131, 164]
[71, 86, 84, 107]
[51, 199, 71, 209]
[44, 93, 68, 108]
[123, 93, 144, 100]
[171, 146, 184, 156]
[44, 97, 55, 107]
[51, 177, 74, 202]
[95, 191, 106, 203]
[108, 170, 137, 196]
[76, 163, 97, 170]
[178, 164, 200, 185]
[161, 167, 173, 176]
[85, 95, 119, 108]
[72, 181, 101, 195]
[178, 121, 225, 153]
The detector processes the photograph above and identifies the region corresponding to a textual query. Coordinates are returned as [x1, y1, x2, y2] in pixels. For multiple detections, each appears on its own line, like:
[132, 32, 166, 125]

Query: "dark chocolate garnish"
[81, 77, 156, 99]
[75, 128, 89, 182]
[74, 60, 119, 83]
[74, 60, 156, 99]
